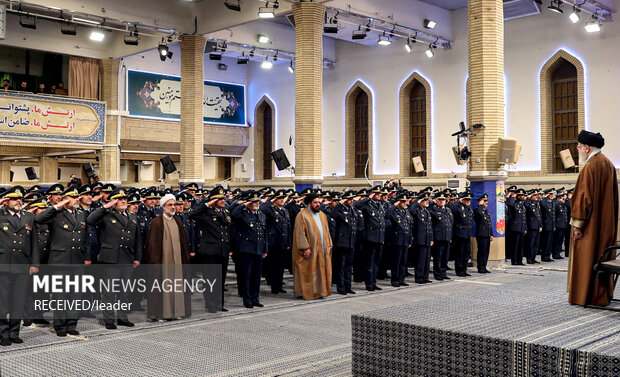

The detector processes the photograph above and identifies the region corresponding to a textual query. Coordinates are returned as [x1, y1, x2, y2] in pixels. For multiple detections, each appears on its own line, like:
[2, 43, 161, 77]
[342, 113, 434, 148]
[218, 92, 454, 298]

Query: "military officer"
[524, 189, 542, 265]
[45, 183, 64, 207]
[35, 185, 90, 337]
[261, 189, 292, 295]
[357, 186, 387, 291]
[506, 188, 528, 264]
[473, 194, 493, 273]
[352, 188, 367, 283]
[564, 188, 573, 257]
[127, 193, 141, 214]
[504, 185, 517, 261]
[0, 186, 40, 346]
[411, 192, 433, 284]
[189, 186, 232, 312]
[539, 188, 556, 262]
[184, 183, 200, 208]
[450, 191, 474, 277]
[429, 191, 453, 281]
[331, 190, 359, 294]
[386, 192, 413, 287]
[553, 192, 568, 260]
[86, 188, 142, 329]
[174, 192, 198, 255]
[137, 188, 162, 246]
[231, 191, 267, 308]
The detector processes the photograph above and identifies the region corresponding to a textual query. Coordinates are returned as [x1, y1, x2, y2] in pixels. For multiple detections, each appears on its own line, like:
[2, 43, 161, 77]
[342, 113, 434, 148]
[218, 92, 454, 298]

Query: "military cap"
[567, 188, 574, 194]
[285, 188, 295, 195]
[543, 188, 555, 195]
[299, 188, 313, 196]
[23, 191, 44, 203]
[556, 187, 566, 194]
[331, 192, 342, 201]
[46, 183, 64, 195]
[92, 182, 103, 191]
[263, 188, 276, 198]
[127, 193, 142, 205]
[342, 190, 357, 200]
[78, 184, 93, 196]
[433, 191, 447, 200]
[247, 190, 261, 202]
[109, 187, 128, 200]
[321, 190, 332, 199]
[395, 193, 408, 201]
[101, 183, 116, 193]
[477, 193, 489, 201]
[515, 188, 527, 196]
[370, 185, 383, 194]
[313, 188, 323, 196]
[185, 183, 199, 191]
[556, 192, 566, 198]
[143, 188, 160, 200]
[196, 188, 204, 196]
[356, 188, 369, 197]
[175, 194, 185, 204]
[61, 185, 80, 198]
[232, 188, 242, 196]
[417, 191, 431, 200]
[388, 186, 399, 193]
[379, 186, 389, 195]
[273, 189, 288, 199]
[2, 185, 25, 199]
[28, 196, 48, 209]
[289, 191, 300, 199]
[209, 186, 226, 200]
[27, 185, 42, 194]
[420, 186, 433, 194]
[507, 185, 517, 192]
[459, 191, 473, 200]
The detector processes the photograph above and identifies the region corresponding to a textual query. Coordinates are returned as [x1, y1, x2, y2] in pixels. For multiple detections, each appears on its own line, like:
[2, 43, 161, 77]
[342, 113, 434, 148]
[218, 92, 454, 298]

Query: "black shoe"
[223, 288, 229, 292]
[271, 290, 280, 294]
[9, 337, 23, 344]
[346, 289, 356, 294]
[373, 286, 383, 291]
[399, 282, 410, 286]
[442, 276, 451, 280]
[67, 330, 80, 336]
[406, 272, 414, 277]
[32, 319, 50, 325]
[534, 260, 540, 264]
[483, 269, 491, 273]
[22, 320, 32, 327]
[279, 289, 287, 294]
[1, 339, 12, 346]
[117, 319, 135, 327]
[424, 279, 433, 283]
[105, 323, 117, 330]
[253, 303, 264, 308]
[221, 308, 229, 312]
[337, 290, 347, 295]
[516, 263, 526, 266]
[434, 276, 444, 281]
[366, 287, 375, 291]
[415, 280, 426, 284]
[391, 282, 400, 287]
[541, 258, 552, 262]
[56, 330, 68, 337]
[554, 256, 564, 260]
[526, 260, 535, 264]
[446, 266, 453, 271]
[244, 304, 254, 309]
[463, 273, 471, 277]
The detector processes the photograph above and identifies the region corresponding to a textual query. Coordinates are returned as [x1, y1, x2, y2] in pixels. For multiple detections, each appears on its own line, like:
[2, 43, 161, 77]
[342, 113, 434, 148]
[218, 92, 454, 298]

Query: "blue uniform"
[263, 205, 291, 294]
[539, 198, 555, 261]
[332, 203, 359, 293]
[474, 205, 492, 272]
[505, 197, 527, 264]
[553, 200, 568, 259]
[357, 198, 386, 290]
[450, 201, 473, 276]
[524, 199, 542, 263]
[386, 206, 413, 285]
[429, 203, 453, 279]
[411, 205, 433, 283]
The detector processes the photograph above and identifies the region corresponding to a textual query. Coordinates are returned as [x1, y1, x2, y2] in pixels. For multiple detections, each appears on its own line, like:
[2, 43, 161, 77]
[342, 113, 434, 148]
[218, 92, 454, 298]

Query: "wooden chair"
[586, 245, 620, 311]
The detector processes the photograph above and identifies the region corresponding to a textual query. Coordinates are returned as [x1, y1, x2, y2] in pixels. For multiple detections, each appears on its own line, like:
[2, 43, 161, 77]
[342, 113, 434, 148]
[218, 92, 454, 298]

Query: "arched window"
[409, 82, 427, 176]
[354, 91, 369, 178]
[263, 105, 273, 179]
[551, 59, 578, 172]
[253, 96, 275, 180]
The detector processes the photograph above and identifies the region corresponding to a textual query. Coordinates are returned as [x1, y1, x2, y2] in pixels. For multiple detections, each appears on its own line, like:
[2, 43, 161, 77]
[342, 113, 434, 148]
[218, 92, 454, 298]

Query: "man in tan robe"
[292, 193, 333, 300]
[143, 194, 192, 320]
[568, 130, 618, 307]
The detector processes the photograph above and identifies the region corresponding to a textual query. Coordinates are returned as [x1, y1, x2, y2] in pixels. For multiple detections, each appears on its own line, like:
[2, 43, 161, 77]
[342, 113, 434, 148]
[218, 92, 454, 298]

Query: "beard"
[8, 203, 22, 212]
[250, 203, 259, 211]
[310, 205, 320, 213]
[116, 204, 128, 212]
[578, 150, 587, 165]
[70, 201, 80, 210]
[164, 208, 176, 217]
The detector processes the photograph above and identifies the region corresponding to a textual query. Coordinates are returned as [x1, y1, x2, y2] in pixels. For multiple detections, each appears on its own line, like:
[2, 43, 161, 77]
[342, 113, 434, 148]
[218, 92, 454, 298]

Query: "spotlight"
[423, 19, 437, 29]
[89, 30, 105, 42]
[365, 20, 371, 32]
[426, 44, 434, 58]
[352, 26, 367, 40]
[124, 27, 140, 45]
[257, 34, 270, 44]
[61, 23, 77, 35]
[548, 0, 563, 13]
[19, 16, 36, 29]
[569, 6, 580, 23]
[158, 39, 173, 61]
[209, 52, 223, 61]
[405, 38, 412, 53]
[224, 0, 241, 12]
[273, 51, 278, 62]
[237, 52, 249, 64]
[377, 31, 391, 46]
[288, 61, 294, 74]
[585, 16, 602, 32]
[249, 49, 255, 57]
[323, 22, 339, 33]
[261, 57, 273, 70]
[258, 2, 275, 18]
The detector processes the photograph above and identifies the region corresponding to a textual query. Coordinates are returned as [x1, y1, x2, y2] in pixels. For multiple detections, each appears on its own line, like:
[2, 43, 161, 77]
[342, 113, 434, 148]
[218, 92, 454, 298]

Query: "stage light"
[273, 51, 278, 62]
[61, 23, 77, 35]
[158, 39, 173, 61]
[237, 53, 249, 64]
[323, 23, 339, 33]
[261, 58, 273, 70]
[288, 61, 294, 74]
[258, 5, 275, 18]
[224, 0, 241, 12]
[405, 38, 412, 53]
[377, 31, 391, 46]
[584, 17, 602, 32]
[548, 0, 563, 14]
[423, 19, 436, 29]
[89, 30, 105, 42]
[249, 49, 255, 57]
[426, 44, 434, 58]
[257, 34, 270, 44]
[19, 16, 36, 29]
[124, 27, 139, 46]
[209, 52, 223, 61]
[569, 6, 581, 23]
[352, 26, 366, 40]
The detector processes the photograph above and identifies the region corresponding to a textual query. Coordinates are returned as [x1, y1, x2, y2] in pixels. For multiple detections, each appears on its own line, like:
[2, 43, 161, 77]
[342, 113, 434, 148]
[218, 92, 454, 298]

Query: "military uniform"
[331, 192, 359, 294]
[429, 196, 453, 280]
[263, 190, 291, 295]
[0, 186, 39, 345]
[357, 188, 387, 291]
[505, 189, 528, 264]
[473, 195, 493, 273]
[450, 193, 474, 276]
[564, 189, 573, 257]
[386, 196, 413, 286]
[553, 195, 568, 259]
[411, 193, 434, 284]
[539, 189, 556, 262]
[524, 193, 542, 264]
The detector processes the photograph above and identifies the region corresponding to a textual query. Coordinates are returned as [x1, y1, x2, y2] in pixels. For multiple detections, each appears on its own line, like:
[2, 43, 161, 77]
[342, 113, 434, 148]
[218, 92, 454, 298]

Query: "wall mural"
[127, 69, 246, 127]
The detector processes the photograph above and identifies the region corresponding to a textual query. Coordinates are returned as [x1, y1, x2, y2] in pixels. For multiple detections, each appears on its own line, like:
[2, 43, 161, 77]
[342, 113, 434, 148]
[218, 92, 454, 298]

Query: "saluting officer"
[262, 189, 291, 295]
[357, 186, 387, 291]
[539, 188, 556, 262]
[564, 188, 573, 257]
[183, 183, 200, 209]
[553, 191, 568, 260]
[35, 185, 90, 337]
[331, 190, 359, 295]
[137, 188, 162, 246]
[189, 186, 232, 312]
[506, 188, 528, 265]
[429, 191, 453, 281]
[504, 185, 517, 261]
[473, 194, 493, 273]
[45, 183, 64, 207]
[524, 189, 543, 264]
[174, 192, 199, 256]
[0, 186, 39, 346]
[352, 189, 367, 283]
[411, 192, 434, 284]
[450, 191, 474, 277]
[231, 191, 268, 308]
[386, 192, 413, 287]
[86, 188, 142, 329]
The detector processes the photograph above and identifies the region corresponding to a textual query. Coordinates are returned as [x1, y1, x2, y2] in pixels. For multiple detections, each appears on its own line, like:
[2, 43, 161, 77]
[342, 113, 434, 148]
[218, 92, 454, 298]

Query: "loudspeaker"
[57, 168, 61, 180]
[411, 156, 425, 173]
[25, 167, 37, 180]
[271, 149, 291, 171]
[10, 171, 14, 182]
[452, 147, 467, 165]
[160, 156, 177, 174]
[82, 163, 96, 178]
[559, 149, 575, 169]
[497, 137, 518, 164]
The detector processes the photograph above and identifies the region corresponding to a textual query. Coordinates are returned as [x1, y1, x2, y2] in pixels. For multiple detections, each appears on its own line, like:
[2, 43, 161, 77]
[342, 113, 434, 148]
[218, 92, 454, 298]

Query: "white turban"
[160, 194, 176, 207]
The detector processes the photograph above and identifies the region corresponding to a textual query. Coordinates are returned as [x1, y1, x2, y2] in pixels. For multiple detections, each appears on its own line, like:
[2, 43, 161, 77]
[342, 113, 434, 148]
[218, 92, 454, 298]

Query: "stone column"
[39, 156, 59, 186]
[99, 58, 122, 185]
[179, 35, 206, 187]
[292, 2, 325, 191]
[0, 161, 12, 186]
[466, 0, 506, 262]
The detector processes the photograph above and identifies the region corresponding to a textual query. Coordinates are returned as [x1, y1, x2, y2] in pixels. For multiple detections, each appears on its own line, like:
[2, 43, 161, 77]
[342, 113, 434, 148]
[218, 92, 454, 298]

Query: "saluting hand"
[104, 199, 118, 209]
[207, 198, 218, 207]
[55, 199, 71, 209]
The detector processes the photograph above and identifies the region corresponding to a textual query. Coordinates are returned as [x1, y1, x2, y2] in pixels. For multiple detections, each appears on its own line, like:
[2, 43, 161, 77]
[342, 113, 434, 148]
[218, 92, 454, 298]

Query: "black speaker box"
[271, 149, 291, 171]
[82, 163, 96, 178]
[25, 167, 37, 180]
[160, 156, 177, 174]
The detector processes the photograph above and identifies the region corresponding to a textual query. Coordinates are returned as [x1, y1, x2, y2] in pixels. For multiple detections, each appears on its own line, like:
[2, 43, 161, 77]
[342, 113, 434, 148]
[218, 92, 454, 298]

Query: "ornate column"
[99, 58, 121, 185]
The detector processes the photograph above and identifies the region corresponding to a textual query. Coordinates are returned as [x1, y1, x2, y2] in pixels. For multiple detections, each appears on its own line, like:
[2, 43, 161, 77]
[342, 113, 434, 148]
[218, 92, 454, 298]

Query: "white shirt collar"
[585, 149, 601, 165]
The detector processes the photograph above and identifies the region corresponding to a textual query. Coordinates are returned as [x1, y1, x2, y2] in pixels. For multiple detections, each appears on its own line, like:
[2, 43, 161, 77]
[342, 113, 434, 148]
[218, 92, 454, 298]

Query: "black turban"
[304, 193, 320, 205]
[577, 130, 605, 148]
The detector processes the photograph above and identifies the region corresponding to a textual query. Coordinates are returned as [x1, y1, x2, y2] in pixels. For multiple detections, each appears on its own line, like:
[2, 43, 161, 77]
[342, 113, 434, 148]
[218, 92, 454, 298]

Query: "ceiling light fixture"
[89, 30, 105, 42]
[60, 23, 77, 35]
[261, 57, 273, 70]
[424, 19, 437, 29]
[377, 31, 391, 46]
[73, 17, 101, 25]
[405, 37, 412, 53]
[224, 0, 241, 12]
[258, 1, 275, 18]
[584, 14, 602, 32]
[569, 6, 581, 23]
[426, 43, 434, 58]
[288, 61, 294, 74]
[124, 26, 139, 45]
[237, 52, 249, 64]
[548, 0, 563, 14]
[158, 38, 173, 61]
[352, 25, 367, 40]
[257, 34, 270, 44]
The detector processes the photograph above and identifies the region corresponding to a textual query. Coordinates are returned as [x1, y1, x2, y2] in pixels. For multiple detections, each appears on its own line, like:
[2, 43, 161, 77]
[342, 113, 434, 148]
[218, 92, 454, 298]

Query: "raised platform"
[352, 271, 620, 377]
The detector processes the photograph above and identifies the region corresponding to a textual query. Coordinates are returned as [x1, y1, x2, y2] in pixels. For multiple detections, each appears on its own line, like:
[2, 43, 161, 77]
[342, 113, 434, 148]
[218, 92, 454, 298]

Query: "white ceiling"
[416, 0, 467, 11]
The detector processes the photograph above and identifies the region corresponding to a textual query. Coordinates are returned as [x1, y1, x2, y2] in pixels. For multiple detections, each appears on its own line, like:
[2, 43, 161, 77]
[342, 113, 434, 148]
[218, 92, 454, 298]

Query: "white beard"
[578, 151, 587, 165]
[164, 208, 175, 217]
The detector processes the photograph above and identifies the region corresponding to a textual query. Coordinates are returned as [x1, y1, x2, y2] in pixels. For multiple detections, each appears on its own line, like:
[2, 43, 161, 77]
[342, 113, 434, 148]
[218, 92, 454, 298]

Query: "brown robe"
[567, 152, 619, 306]
[143, 215, 192, 319]
[292, 208, 333, 300]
